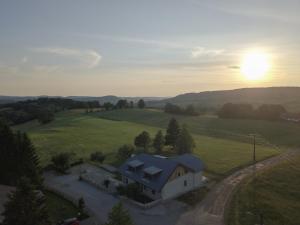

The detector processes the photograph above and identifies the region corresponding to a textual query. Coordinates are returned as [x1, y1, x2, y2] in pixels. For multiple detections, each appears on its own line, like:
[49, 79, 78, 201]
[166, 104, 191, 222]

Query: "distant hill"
[149, 87, 300, 112]
[0, 95, 165, 105]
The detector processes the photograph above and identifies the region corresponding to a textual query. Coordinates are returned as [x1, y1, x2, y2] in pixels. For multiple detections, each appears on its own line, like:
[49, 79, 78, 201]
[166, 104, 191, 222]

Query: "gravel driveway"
[44, 164, 187, 225]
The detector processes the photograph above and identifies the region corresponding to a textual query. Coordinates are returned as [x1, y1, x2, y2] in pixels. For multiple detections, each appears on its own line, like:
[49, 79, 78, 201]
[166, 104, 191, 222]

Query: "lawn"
[226, 154, 300, 225]
[14, 109, 278, 176]
[45, 191, 81, 223]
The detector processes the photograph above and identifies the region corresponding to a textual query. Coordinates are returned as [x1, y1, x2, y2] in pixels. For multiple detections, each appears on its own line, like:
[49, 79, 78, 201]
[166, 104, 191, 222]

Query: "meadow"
[98, 109, 300, 147]
[227, 154, 300, 225]
[15, 109, 279, 176]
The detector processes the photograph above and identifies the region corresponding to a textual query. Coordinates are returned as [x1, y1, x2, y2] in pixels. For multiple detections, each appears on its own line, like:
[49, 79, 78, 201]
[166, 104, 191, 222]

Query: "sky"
[0, 0, 299, 97]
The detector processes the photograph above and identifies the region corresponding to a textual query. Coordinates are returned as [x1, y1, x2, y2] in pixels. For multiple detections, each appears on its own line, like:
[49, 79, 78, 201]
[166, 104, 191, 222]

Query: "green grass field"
[227, 154, 300, 225]
[15, 109, 279, 176]
[98, 109, 300, 147]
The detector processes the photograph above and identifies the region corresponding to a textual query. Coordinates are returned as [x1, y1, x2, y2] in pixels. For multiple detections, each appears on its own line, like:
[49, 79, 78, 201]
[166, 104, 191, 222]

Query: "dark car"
[59, 218, 80, 225]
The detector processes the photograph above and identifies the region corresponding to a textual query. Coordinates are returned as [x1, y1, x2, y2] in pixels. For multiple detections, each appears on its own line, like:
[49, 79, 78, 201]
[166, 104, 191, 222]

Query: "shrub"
[90, 151, 106, 163]
[51, 152, 73, 173]
[117, 145, 135, 160]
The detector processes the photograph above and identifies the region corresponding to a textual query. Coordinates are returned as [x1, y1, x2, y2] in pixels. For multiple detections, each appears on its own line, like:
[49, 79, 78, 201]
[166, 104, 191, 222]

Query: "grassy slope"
[15, 109, 277, 176]
[98, 109, 300, 147]
[227, 155, 300, 225]
[45, 191, 79, 223]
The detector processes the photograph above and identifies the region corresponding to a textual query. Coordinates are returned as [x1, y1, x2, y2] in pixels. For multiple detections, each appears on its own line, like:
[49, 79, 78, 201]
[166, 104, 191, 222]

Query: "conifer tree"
[153, 130, 165, 154]
[165, 118, 180, 147]
[19, 133, 43, 187]
[134, 131, 151, 150]
[0, 122, 42, 186]
[106, 202, 134, 225]
[2, 177, 50, 225]
[175, 126, 195, 154]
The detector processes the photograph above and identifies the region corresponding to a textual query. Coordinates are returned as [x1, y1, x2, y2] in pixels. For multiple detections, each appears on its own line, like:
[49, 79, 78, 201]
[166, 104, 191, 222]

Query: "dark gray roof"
[127, 159, 144, 168]
[143, 166, 162, 175]
[119, 153, 204, 191]
[172, 154, 205, 172]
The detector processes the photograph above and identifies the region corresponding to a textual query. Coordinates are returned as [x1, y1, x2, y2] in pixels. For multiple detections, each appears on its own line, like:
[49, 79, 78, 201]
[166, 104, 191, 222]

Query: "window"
[184, 180, 187, 186]
[143, 173, 152, 180]
[177, 172, 181, 177]
[125, 178, 128, 184]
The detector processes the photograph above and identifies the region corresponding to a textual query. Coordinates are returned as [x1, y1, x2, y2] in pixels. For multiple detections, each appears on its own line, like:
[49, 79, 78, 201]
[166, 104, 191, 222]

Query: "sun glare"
[241, 51, 271, 81]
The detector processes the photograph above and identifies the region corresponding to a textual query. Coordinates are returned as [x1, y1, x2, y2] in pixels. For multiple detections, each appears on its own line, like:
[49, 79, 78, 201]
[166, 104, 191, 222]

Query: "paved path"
[176, 150, 299, 225]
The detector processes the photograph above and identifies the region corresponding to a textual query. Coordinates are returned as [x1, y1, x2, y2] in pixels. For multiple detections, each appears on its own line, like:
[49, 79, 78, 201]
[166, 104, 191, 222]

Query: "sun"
[241, 51, 271, 81]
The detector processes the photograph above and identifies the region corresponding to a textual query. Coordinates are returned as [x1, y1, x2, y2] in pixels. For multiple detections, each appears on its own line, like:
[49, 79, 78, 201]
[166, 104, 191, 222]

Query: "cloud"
[76, 33, 184, 49]
[191, 0, 300, 24]
[191, 47, 225, 58]
[31, 47, 102, 68]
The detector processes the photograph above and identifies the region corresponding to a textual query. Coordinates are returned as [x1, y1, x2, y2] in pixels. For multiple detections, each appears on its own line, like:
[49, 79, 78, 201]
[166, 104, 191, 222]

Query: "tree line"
[164, 103, 199, 116]
[117, 118, 195, 162]
[102, 99, 145, 111]
[0, 97, 100, 125]
[218, 103, 286, 121]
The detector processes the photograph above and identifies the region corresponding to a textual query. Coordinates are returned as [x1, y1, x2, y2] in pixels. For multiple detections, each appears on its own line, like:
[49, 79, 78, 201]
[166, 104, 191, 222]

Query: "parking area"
[44, 164, 187, 225]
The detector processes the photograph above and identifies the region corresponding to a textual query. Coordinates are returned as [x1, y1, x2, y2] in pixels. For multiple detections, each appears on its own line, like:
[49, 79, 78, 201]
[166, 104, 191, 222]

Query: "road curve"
[176, 150, 299, 225]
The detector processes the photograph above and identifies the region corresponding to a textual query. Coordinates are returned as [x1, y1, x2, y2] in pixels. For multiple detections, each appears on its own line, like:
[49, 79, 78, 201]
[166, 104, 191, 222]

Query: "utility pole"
[253, 134, 256, 162]
[259, 213, 264, 225]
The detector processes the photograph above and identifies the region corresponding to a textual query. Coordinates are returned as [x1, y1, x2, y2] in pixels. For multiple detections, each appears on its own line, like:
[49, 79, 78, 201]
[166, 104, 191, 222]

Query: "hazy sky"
[0, 0, 299, 96]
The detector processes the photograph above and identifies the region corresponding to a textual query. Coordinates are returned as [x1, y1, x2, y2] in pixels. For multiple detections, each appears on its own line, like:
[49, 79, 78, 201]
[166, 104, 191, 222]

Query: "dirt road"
[176, 150, 299, 225]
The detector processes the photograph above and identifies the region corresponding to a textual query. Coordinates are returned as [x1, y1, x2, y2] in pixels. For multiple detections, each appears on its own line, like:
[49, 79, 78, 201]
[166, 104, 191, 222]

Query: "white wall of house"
[161, 171, 203, 200]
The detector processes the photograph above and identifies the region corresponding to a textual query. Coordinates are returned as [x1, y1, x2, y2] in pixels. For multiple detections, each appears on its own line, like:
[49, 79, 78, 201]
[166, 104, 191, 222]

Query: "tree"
[106, 202, 134, 225]
[116, 100, 129, 109]
[134, 131, 151, 150]
[117, 145, 135, 160]
[0, 121, 16, 185]
[2, 177, 50, 225]
[0, 122, 42, 187]
[103, 102, 114, 111]
[78, 197, 85, 219]
[165, 118, 180, 147]
[51, 152, 73, 173]
[153, 130, 165, 154]
[17, 133, 43, 187]
[129, 101, 134, 108]
[37, 109, 54, 124]
[90, 151, 106, 163]
[164, 103, 182, 114]
[185, 104, 198, 116]
[175, 126, 195, 154]
[256, 104, 286, 120]
[137, 99, 145, 109]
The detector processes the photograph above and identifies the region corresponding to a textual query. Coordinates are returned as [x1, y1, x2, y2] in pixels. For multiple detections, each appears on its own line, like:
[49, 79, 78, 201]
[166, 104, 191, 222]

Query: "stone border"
[120, 196, 162, 209]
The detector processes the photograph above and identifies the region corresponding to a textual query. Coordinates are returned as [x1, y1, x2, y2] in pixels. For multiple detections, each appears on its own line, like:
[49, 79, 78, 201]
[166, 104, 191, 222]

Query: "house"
[119, 153, 205, 200]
